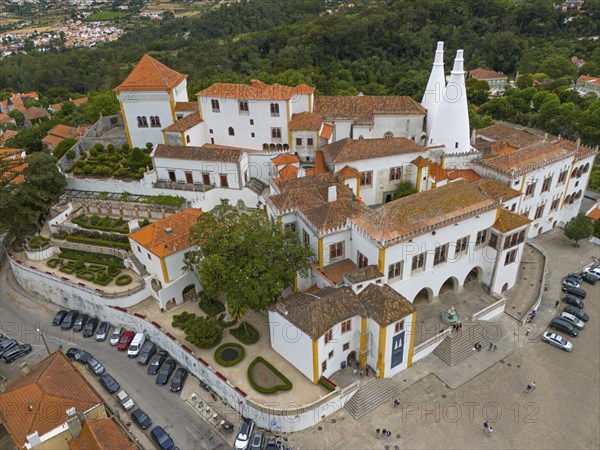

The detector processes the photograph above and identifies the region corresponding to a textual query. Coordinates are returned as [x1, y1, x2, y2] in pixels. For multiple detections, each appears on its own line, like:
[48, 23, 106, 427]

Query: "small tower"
[428, 49, 471, 154]
[422, 42, 445, 138]
[115, 54, 189, 149]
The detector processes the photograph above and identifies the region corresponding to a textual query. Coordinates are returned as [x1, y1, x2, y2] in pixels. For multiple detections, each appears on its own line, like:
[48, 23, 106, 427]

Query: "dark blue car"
[150, 426, 174, 450]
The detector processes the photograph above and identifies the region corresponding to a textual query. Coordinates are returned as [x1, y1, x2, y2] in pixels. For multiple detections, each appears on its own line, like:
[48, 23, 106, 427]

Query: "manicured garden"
[214, 343, 245, 367]
[27, 235, 50, 249]
[53, 226, 131, 250]
[247, 357, 293, 394]
[46, 248, 131, 287]
[72, 214, 136, 234]
[69, 143, 153, 180]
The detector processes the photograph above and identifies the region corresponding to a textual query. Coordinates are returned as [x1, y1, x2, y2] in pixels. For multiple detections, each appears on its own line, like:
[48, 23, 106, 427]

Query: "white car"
[542, 332, 573, 352]
[234, 418, 254, 450]
[116, 390, 135, 410]
[109, 327, 122, 346]
[583, 265, 600, 277]
[559, 312, 585, 329]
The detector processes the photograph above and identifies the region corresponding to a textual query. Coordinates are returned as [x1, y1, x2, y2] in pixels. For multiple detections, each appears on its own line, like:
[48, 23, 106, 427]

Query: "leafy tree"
[563, 213, 594, 247]
[466, 78, 490, 106]
[52, 137, 77, 159]
[593, 218, 600, 239]
[184, 316, 223, 348]
[393, 181, 417, 200]
[83, 91, 120, 123]
[7, 109, 25, 127]
[228, 299, 247, 331]
[188, 204, 312, 317]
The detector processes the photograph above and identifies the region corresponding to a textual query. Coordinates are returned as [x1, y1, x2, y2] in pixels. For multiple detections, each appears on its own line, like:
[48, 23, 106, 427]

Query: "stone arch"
[276, 144, 283, 151]
[464, 266, 483, 285]
[263, 143, 269, 150]
[439, 276, 459, 296]
[236, 199, 246, 210]
[501, 283, 509, 293]
[269, 143, 276, 151]
[283, 144, 289, 151]
[182, 284, 197, 303]
[383, 131, 394, 138]
[413, 287, 433, 306]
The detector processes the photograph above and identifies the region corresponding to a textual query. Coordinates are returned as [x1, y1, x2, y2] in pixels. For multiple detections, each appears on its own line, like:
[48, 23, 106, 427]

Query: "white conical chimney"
[428, 49, 471, 154]
[422, 42, 445, 137]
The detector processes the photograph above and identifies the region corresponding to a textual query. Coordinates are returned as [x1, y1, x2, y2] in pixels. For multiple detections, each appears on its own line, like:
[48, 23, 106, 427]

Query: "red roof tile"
[315, 96, 425, 125]
[578, 75, 600, 86]
[469, 68, 508, 80]
[162, 112, 202, 133]
[115, 54, 187, 92]
[323, 137, 425, 164]
[197, 79, 314, 101]
[272, 153, 299, 165]
[289, 112, 323, 131]
[336, 165, 360, 179]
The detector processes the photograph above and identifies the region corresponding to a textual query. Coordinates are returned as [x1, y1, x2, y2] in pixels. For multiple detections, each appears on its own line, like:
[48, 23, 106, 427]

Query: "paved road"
[0, 263, 228, 450]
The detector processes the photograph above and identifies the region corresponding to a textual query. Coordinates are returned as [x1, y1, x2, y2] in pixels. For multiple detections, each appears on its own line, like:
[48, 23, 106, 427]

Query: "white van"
[127, 333, 145, 358]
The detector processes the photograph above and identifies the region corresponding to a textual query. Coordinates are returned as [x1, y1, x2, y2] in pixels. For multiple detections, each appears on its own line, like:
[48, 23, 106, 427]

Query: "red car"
[117, 331, 135, 351]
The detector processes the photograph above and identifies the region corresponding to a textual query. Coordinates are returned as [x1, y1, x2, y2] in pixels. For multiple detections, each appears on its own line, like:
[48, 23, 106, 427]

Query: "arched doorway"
[439, 277, 459, 296]
[464, 267, 482, 285]
[413, 288, 433, 306]
[346, 351, 357, 367]
[182, 284, 197, 303]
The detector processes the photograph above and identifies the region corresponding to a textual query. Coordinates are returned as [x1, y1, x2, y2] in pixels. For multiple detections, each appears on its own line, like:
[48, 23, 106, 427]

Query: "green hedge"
[230, 322, 260, 345]
[72, 214, 131, 234]
[214, 343, 246, 367]
[199, 292, 225, 317]
[247, 357, 293, 394]
[144, 195, 185, 207]
[318, 377, 336, 392]
[172, 311, 196, 330]
[76, 270, 96, 281]
[27, 235, 50, 249]
[58, 248, 125, 268]
[47, 258, 62, 268]
[115, 274, 132, 286]
[66, 235, 130, 249]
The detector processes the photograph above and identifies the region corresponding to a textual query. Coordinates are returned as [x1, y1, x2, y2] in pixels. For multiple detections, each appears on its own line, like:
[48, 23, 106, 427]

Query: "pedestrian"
[488, 342, 493, 351]
[531, 381, 536, 390]
[386, 430, 391, 440]
[525, 326, 531, 336]
[376, 429, 380, 439]
[459, 323, 463, 331]
[493, 344, 497, 352]
[488, 426, 493, 434]
[483, 420, 488, 430]
[366, 366, 370, 376]
[382, 429, 387, 438]
[393, 398, 400, 408]
[359, 370, 363, 378]
[555, 300, 560, 308]
[353, 369, 357, 377]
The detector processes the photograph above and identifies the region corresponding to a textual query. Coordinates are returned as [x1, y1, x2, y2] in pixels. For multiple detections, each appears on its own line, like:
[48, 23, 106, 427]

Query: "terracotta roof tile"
[128, 208, 202, 257]
[588, 208, 600, 221]
[477, 124, 544, 149]
[197, 79, 314, 101]
[154, 143, 247, 162]
[336, 165, 360, 179]
[24, 106, 50, 120]
[320, 123, 334, 139]
[289, 112, 323, 131]
[0, 148, 27, 185]
[163, 112, 202, 133]
[323, 137, 426, 164]
[174, 101, 199, 112]
[115, 54, 187, 92]
[313, 259, 357, 286]
[0, 352, 103, 448]
[493, 208, 531, 233]
[42, 134, 65, 146]
[578, 75, 600, 86]
[315, 96, 425, 125]
[477, 141, 575, 174]
[446, 168, 482, 182]
[272, 153, 299, 165]
[72, 97, 88, 106]
[278, 164, 298, 181]
[45, 124, 89, 140]
[469, 68, 508, 80]
[471, 178, 521, 202]
[353, 179, 497, 244]
[69, 419, 136, 450]
[344, 265, 383, 284]
[411, 156, 432, 168]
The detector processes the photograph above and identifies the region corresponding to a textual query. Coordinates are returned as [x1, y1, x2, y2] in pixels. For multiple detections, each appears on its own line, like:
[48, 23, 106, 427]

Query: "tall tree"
[563, 213, 594, 247]
[188, 204, 313, 317]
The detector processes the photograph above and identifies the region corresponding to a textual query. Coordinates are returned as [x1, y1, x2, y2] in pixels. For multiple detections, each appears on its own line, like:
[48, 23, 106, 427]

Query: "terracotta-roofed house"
[289, 112, 326, 162]
[268, 281, 416, 383]
[0, 148, 28, 185]
[469, 68, 508, 92]
[128, 208, 202, 308]
[162, 112, 203, 146]
[0, 351, 106, 450]
[322, 138, 427, 205]
[576, 75, 600, 97]
[42, 124, 90, 151]
[68, 418, 136, 450]
[477, 124, 544, 150]
[23, 106, 50, 127]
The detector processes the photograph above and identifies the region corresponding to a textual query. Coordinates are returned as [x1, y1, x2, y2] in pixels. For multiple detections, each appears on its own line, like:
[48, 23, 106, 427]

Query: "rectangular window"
[343, 342, 350, 351]
[341, 319, 351, 333]
[328, 350, 334, 359]
[411, 252, 426, 274]
[202, 173, 210, 185]
[209, 129, 214, 134]
[322, 360, 327, 371]
[251, 132, 255, 138]
[324, 329, 333, 344]
[147, 252, 152, 260]
[534, 204, 545, 220]
[395, 320, 404, 333]
[284, 223, 297, 232]
[307, 138, 314, 147]
[476, 229, 488, 247]
[541, 175, 552, 193]
[357, 251, 368, 269]
[250, 119, 254, 125]
[550, 198, 560, 212]
[389, 167, 402, 181]
[329, 242, 344, 260]
[238, 100, 249, 114]
[505, 249, 518, 265]
[388, 261, 403, 280]
[296, 138, 302, 146]
[489, 232, 498, 250]
[525, 182, 536, 197]
[455, 236, 468, 256]
[521, 207, 531, 218]
[303, 230, 310, 245]
[270, 103, 280, 117]
[211, 99, 220, 113]
[271, 128, 282, 139]
[433, 244, 448, 266]
[219, 174, 229, 188]
[360, 171, 373, 187]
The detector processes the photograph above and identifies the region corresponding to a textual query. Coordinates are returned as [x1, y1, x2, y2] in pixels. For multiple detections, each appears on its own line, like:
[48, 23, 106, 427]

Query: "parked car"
[117, 331, 135, 351]
[550, 318, 578, 337]
[137, 342, 157, 365]
[87, 357, 106, 376]
[99, 374, 120, 393]
[96, 322, 110, 341]
[77, 351, 94, 364]
[150, 426, 174, 450]
[72, 314, 90, 333]
[127, 333, 145, 358]
[116, 390, 135, 410]
[581, 272, 599, 284]
[52, 310, 68, 326]
[542, 332, 573, 352]
[83, 318, 99, 338]
[562, 285, 586, 299]
[250, 432, 265, 450]
[0, 339, 18, 357]
[147, 350, 168, 375]
[131, 408, 152, 429]
[66, 347, 83, 360]
[234, 418, 254, 450]
[156, 359, 177, 385]
[61, 310, 79, 330]
[559, 312, 585, 329]
[265, 436, 277, 450]
[109, 327, 123, 346]
[563, 294, 584, 309]
[169, 367, 188, 392]
[562, 276, 580, 288]
[563, 306, 589, 322]
[2, 343, 32, 363]
[583, 265, 600, 277]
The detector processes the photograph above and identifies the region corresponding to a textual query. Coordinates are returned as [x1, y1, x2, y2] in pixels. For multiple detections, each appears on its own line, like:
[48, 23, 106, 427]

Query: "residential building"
[128, 207, 203, 309]
[469, 68, 509, 93]
[576, 75, 600, 97]
[42, 124, 91, 151]
[67, 418, 136, 450]
[0, 148, 27, 185]
[0, 91, 38, 114]
[23, 106, 50, 127]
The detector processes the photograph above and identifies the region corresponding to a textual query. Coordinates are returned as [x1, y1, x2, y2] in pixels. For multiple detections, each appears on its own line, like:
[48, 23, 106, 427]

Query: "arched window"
[270, 103, 280, 117]
[149, 116, 161, 127]
[211, 99, 220, 112]
[583, 163, 590, 173]
[269, 143, 276, 151]
[228, 127, 235, 136]
[142, 116, 148, 127]
[384, 131, 394, 138]
[283, 144, 289, 150]
[263, 143, 269, 150]
[358, 135, 364, 139]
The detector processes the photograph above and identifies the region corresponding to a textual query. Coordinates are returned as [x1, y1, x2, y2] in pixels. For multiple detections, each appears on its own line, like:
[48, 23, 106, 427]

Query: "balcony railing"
[153, 180, 215, 192]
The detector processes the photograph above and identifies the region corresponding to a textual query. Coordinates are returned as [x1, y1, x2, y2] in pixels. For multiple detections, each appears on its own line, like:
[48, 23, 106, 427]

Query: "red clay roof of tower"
[115, 54, 187, 92]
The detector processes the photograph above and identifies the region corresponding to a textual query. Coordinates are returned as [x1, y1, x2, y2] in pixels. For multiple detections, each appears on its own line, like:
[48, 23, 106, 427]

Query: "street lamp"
[36, 328, 51, 357]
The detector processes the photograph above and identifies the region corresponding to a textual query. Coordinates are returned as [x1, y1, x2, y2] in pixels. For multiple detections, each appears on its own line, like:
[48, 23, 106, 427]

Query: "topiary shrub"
[115, 274, 132, 286]
[47, 258, 62, 268]
[67, 149, 76, 159]
[107, 144, 115, 152]
[89, 148, 98, 156]
[93, 143, 104, 152]
[198, 291, 226, 317]
[76, 270, 95, 281]
[247, 357, 293, 394]
[230, 322, 260, 345]
[214, 342, 245, 367]
[172, 311, 196, 330]
[184, 316, 223, 349]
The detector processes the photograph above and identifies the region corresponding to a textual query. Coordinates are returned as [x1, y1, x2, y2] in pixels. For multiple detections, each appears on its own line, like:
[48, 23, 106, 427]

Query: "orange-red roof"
[272, 153, 299, 165]
[278, 164, 298, 181]
[115, 54, 187, 92]
[175, 101, 199, 112]
[0, 147, 27, 185]
[69, 419, 136, 450]
[337, 165, 360, 179]
[72, 97, 88, 106]
[128, 208, 202, 258]
[0, 351, 103, 448]
[493, 208, 531, 233]
[446, 168, 482, 182]
[197, 79, 314, 101]
[469, 68, 508, 80]
[42, 134, 65, 147]
[289, 112, 322, 131]
[578, 75, 600, 86]
[162, 112, 202, 133]
[320, 123, 334, 140]
[306, 150, 328, 176]
[588, 208, 600, 221]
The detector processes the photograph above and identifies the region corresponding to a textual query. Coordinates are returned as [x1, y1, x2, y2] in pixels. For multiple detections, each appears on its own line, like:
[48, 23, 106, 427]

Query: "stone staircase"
[345, 377, 401, 420]
[433, 320, 503, 366]
[127, 253, 149, 277]
[246, 178, 268, 196]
